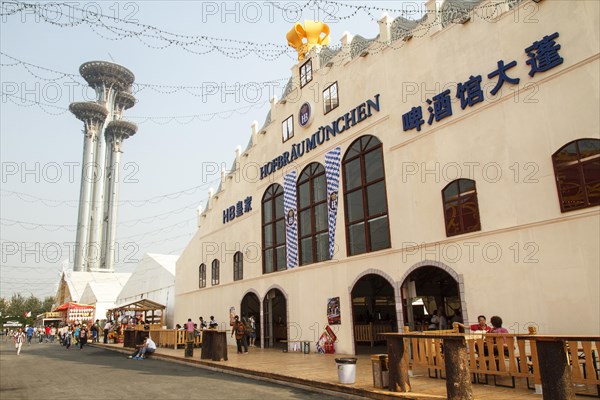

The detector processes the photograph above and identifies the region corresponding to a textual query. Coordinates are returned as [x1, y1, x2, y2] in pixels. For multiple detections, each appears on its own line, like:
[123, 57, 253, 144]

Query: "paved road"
[0, 339, 343, 400]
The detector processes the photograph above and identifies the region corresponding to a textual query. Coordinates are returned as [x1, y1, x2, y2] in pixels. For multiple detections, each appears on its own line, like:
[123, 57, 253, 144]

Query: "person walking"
[25, 326, 34, 344]
[185, 318, 195, 342]
[79, 324, 88, 349]
[91, 320, 99, 343]
[14, 328, 26, 355]
[50, 325, 56, 343]
[231, 315, 248, 354]
[248, 315, 257, 347]
[103, 320, 112, 344]
[65, 326, 73, 350]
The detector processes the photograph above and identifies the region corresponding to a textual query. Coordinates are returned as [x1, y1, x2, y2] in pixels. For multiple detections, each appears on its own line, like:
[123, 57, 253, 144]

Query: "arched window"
[233, 251, 243, 281]
[342, 135, 391, 256]
[552, 139, 600, 212]
[199, 263, 206, 288]
[297, 162, 329, 265]
[262, 184, 286, 273]
[211, 259, 220, 286]
[442, 179, 481, 237]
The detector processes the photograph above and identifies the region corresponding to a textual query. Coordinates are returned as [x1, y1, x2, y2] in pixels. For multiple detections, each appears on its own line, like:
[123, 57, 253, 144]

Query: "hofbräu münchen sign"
[260, 94, 381, 180]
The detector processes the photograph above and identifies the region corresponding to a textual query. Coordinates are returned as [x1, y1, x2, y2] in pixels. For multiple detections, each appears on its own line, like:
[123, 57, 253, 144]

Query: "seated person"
[128, 336, 156, 359]
[454, 315, 492, 333]
[490, 315, 510, 356]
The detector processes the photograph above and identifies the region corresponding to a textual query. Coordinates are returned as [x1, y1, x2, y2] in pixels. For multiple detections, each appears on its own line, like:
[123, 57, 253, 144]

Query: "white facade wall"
[176, 0, 600, 354]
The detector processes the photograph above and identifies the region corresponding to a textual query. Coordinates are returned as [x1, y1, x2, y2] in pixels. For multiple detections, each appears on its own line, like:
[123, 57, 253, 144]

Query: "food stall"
[107, 299, 165, 348]
[53, 302, 95, 326]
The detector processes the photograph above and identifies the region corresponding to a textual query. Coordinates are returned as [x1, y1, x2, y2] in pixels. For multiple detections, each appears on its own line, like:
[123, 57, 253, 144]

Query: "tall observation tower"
[70, 61, 137, 272]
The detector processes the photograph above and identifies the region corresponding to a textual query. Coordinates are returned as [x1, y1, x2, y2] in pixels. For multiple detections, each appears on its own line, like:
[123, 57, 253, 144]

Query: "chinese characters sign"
[402, 32, 564, 132]
[222, 196, 253, 224]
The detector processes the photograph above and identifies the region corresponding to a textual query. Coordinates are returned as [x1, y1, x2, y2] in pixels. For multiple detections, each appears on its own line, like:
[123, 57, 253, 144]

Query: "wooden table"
[381, 332, 473, 400]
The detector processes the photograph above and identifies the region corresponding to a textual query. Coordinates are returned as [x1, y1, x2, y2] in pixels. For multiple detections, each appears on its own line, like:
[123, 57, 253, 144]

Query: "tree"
[25, 295, 42, 317]
[2, 294, 56, 325]
[7, 293, 26, 318]
[0, 297, 7, 316]
[42, 296, 55, 313]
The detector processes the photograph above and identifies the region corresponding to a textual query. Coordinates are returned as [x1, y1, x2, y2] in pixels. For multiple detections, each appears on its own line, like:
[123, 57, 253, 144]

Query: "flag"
[283, 171, 298, 268]
[24, 311, 32, 318]
[325, 147, 342, 259]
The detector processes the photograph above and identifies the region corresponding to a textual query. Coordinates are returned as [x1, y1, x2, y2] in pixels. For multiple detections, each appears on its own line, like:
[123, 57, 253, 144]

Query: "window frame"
[282, 115, 294, 143]
[342, 135, 391, 256]
[299, 59, 313, 88]
[262, 184, 287, 274]
[199, 263, 206, 288]
[552, 139, 600, 212]
[323, 82, 339, 115]
[233, 251, 243, 281]
[441, 178, 482, 237]
[297, 162, 330, 266]
[211, 259, 220, 286]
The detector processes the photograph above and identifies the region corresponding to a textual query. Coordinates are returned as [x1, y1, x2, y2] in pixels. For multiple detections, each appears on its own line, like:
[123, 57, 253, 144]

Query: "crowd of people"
[173, 314, 257, 354]
[8, 320, 104, 355]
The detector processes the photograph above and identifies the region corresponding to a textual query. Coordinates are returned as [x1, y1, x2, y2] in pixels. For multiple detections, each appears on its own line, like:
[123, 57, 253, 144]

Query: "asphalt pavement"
[0, 338, 347, 400]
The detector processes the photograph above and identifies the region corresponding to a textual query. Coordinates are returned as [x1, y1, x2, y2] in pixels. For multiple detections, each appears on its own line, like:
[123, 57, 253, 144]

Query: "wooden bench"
[280, 340, 311, 353]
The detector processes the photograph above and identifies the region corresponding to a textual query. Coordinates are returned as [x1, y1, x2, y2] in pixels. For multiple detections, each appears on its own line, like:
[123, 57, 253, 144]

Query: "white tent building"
[55, 271, 131, 306]
[79, 281, 127, 322]
[115, 253, 178, 328]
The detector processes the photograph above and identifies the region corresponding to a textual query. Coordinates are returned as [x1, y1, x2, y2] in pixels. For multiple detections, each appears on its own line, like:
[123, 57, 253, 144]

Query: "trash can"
[371, 354, 389, 388]
[302, 341, 310, 354]
[185, 341, 194, 358]
[335, 357, 357, 384]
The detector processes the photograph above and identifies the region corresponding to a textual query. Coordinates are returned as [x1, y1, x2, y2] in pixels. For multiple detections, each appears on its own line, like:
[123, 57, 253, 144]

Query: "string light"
[1, 91, 273, 123]
[1, 231, 195, 253]
[0, 201, 200, 230]
[1, 0, 514, 61]
[1, 180, 217, 208]
[0, 216, 194, 236]
[1, 1, 296, 61]
[0, 52, 291, 98]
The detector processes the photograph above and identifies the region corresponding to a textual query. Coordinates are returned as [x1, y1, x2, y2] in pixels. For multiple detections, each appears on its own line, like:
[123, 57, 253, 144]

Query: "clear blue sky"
[0, 1, 421, 299]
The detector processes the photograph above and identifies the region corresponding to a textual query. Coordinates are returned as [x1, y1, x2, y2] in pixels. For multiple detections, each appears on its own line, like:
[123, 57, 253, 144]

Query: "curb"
[90, 344, 445, 400]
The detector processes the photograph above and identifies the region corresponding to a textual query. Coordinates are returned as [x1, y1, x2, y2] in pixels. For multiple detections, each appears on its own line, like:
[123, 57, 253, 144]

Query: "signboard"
[260, 94, 381, 180]
[327, 297, 341, 325]
[298, 102, 313, 128]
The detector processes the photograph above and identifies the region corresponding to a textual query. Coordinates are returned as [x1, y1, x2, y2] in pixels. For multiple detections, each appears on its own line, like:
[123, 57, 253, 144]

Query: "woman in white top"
[14, 328, 26, 355]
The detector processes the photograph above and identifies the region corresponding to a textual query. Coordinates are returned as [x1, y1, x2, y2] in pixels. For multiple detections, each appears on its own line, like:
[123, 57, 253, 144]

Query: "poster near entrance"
[229, 307, 236, 326]
[327, 297, 341, 325]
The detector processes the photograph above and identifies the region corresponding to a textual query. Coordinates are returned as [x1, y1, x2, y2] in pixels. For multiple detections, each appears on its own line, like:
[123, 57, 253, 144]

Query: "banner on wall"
[324, 147, 341, 259]
[327, 297, 341, 325]
[316, 324, 337, 354]
[283, 170, 299, 268]
[229, 307, 236, 326]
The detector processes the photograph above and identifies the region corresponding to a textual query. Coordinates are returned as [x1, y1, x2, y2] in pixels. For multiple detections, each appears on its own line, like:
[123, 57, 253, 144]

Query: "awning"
[53, 302, 95, 312]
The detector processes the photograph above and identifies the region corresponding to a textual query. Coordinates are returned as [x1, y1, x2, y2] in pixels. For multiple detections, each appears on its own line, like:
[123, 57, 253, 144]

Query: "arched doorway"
[263, 288, 287, 348]
[241, 292, 260, 347]
[401, 266, 461, 331]
[351, 274, 397, 349]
